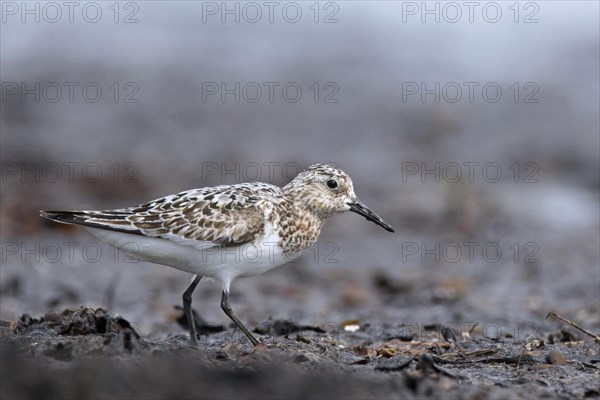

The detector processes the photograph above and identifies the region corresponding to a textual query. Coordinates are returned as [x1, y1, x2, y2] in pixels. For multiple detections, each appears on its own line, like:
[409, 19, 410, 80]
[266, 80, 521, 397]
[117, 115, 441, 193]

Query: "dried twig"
[516, 348, 527, 368]
[435, 348, 498, 363]
[546, 312, 600, 343]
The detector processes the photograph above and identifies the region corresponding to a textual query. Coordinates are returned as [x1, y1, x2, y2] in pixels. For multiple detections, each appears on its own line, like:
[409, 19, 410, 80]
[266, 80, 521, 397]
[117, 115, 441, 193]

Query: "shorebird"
[41, 163, 394, 346]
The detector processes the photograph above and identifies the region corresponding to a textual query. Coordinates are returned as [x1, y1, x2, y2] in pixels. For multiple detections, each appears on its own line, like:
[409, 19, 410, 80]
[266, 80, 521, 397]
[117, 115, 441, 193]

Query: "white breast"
[83, 207, 298, 292]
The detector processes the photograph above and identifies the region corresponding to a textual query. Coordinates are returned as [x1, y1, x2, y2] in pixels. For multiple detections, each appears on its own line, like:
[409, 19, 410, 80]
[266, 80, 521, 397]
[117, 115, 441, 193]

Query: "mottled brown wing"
[42, 184, 281, 247]
[127, 192, 266, 246]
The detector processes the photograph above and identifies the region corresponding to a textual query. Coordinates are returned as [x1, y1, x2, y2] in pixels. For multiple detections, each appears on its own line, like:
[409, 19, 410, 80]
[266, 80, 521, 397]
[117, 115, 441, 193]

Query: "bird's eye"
[327, 179, 338, 189]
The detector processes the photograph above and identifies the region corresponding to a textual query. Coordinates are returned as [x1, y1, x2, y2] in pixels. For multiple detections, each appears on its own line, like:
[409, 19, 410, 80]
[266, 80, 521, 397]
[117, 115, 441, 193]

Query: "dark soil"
[1, 307, 598, 399]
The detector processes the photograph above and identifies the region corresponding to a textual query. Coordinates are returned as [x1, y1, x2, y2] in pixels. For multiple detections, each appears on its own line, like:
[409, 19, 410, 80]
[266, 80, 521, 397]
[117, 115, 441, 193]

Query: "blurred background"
[1, 1, 598, 339]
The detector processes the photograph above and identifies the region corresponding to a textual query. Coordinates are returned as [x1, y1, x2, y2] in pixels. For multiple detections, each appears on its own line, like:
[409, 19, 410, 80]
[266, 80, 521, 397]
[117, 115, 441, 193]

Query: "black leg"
[182, 275, 202, 346]
[220, 290, 260, 346]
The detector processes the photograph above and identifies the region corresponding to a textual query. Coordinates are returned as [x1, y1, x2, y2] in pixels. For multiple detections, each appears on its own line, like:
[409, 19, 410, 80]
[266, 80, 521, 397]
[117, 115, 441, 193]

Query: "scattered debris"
[441, 325, 461, 343]
[1, 308, 598, 399]
[547, 350, 567, 366]
[546, 312, 600, 343]
[340, 319, 361, 333]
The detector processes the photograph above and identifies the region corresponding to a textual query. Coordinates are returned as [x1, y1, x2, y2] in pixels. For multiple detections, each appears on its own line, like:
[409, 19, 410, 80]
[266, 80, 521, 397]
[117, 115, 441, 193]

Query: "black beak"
[348, 200, 395, 233]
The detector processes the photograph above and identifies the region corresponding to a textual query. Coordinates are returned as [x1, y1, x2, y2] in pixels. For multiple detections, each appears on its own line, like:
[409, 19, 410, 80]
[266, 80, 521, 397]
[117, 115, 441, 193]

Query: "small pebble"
[547, 351, 566, 365]
[442, 325, 460, 343]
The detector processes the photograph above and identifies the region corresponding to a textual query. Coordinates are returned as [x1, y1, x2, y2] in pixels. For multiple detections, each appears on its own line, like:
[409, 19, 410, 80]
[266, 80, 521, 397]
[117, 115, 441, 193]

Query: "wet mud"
[1, 307, 598, 399]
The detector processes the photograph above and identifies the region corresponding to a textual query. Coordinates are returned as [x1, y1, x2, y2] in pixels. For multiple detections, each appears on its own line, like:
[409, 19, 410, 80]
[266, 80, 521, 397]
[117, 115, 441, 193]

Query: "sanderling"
[41, 163, 394, 346]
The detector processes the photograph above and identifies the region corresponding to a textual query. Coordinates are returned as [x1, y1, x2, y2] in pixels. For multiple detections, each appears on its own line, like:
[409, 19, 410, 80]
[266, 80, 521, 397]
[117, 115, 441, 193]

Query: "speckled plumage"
[40, 163, 394, 346]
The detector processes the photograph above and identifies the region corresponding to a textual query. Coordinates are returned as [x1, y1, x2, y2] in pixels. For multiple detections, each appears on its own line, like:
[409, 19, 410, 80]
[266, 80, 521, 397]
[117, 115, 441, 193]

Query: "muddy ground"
[2, 3, 600, 399]
[1, 305, 599, 399]
[1, 192, 599, 399]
